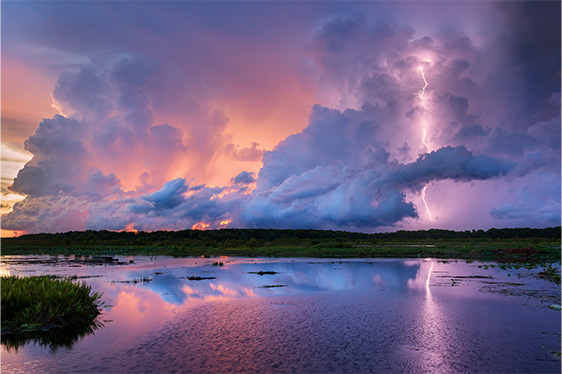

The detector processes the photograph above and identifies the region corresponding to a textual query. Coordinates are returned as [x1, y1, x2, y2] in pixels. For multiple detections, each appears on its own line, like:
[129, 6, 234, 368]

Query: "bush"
[1, 276, 104, 333]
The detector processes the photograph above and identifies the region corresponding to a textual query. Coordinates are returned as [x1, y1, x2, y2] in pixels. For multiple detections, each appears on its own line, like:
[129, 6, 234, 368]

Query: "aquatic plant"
[182, 275, 217, 281]
[538, 265, 561, 284]
[111, 276, 152, 284]
[1, 276, 104, 334]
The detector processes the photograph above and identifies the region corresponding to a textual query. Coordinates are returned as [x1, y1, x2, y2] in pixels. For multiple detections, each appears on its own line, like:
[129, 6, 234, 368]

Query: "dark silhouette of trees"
[3, 226, 560, 249]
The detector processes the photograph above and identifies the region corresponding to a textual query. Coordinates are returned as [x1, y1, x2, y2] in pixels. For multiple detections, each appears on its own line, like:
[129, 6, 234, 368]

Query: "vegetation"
[1, 227, 560, 263]
[1, 276, 104, 334]
[538, 265, 562, 284]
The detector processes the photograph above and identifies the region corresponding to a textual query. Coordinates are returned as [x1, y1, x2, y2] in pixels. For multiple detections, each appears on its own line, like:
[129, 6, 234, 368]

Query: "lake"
[1, 256, 560, 373]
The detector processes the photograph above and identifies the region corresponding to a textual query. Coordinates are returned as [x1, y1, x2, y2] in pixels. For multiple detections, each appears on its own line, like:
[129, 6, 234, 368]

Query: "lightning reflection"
[425, 259, 434, 293]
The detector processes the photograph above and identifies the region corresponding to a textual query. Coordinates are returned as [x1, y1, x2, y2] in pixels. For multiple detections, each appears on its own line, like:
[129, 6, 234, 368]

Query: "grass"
[1, 275, 104, 334]
[1, 238, 560, 264]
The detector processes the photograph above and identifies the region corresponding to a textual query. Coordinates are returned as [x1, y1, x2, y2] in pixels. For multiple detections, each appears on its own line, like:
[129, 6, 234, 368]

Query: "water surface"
[1, 256, 560, 373]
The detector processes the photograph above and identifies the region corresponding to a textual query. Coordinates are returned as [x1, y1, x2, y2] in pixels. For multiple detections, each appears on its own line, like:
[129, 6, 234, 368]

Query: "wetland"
[1, 254, 560, 373]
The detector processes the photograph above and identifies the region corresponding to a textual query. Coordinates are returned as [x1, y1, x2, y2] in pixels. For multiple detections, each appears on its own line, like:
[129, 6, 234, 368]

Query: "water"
[1, 256, 560, 373]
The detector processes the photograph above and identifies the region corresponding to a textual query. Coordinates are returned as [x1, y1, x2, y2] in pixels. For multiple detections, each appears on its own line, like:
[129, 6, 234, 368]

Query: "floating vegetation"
[49, 274, 104, 280]
[478, 261, 561, 285]
[2, 256, 127, 267]
[179, 276, 217, 281]
[248, 271, 279, 276]
[541, 345, 561, 360]
[258, 285, 288, 288]
[479, 286, 561, 307]
[480, 281, 525, 286]
[437, 275, 493, 279]
[1, 276, 104, 335]
[538, 265, 561, 284]
[403, 346, 421, 352]
[111, 277, 152, 284]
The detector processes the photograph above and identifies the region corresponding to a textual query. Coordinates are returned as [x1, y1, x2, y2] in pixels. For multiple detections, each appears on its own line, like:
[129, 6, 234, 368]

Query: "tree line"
[2, 226, 560, 249]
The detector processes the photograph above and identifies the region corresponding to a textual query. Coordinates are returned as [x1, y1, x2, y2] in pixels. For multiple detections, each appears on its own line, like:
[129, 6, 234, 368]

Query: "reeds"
[1, 275, 104, 333]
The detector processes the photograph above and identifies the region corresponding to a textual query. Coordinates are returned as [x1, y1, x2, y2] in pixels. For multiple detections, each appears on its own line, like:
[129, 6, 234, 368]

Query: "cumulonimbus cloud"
[3, 2, 560, 233]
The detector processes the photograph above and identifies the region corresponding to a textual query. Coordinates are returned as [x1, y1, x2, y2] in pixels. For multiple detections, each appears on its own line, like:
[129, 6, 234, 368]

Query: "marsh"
[1, 256, 560, 373]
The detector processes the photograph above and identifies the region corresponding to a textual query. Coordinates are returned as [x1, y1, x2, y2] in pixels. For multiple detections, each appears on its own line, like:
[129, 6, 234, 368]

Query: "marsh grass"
[1, 275, 104, 334]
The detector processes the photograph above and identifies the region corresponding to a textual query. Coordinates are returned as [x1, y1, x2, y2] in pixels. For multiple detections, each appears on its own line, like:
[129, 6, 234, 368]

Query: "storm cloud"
[2, 1, 559, 234]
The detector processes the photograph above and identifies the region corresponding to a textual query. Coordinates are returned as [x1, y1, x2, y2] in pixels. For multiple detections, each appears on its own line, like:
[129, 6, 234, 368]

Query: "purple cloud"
[232, 171, 257, 185]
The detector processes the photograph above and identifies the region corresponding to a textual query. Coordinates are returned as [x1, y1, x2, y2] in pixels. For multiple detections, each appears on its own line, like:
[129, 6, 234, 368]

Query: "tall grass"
[1, 276, 104, 333]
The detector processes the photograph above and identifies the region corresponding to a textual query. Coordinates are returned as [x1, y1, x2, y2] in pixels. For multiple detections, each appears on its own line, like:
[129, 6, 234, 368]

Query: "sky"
[1, 1, 560, 236]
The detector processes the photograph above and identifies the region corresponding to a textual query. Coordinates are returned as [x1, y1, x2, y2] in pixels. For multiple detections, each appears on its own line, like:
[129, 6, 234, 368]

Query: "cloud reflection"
[110, 259, 421, 309]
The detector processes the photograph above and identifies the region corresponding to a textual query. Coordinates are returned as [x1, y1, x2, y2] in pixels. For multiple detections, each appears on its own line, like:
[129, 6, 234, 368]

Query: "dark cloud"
[388, 146, 513, 189]
[84, 180, 239, 232]
[144, 178, 188, 210]
[453, 124, 490, 142]
[243, 143, 512, 230]
[489, 169, 561, 228]
[492, 1, 561, 118]
[232, 171, 256, 185]
[239, 99, 514, 230]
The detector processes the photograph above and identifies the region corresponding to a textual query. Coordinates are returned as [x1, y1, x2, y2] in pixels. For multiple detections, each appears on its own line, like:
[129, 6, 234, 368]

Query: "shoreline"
[2, 242, 560, 263]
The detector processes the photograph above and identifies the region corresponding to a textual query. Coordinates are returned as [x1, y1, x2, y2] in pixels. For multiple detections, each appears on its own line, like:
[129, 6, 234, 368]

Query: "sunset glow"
[123, 223, 138, 234]
[220, 219, 233, 227]
[1, 1, 559, 235]
[191, 222, 210, 231]
[0, 229, 26, 238]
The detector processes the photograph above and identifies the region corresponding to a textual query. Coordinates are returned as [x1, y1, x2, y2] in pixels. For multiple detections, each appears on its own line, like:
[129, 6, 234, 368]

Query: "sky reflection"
[2, 257, 560, 373]
[105, 259, 422, 308]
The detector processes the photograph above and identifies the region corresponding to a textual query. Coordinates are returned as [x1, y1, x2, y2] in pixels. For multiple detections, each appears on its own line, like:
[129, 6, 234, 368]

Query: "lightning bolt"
[419, 67, 433, 222]
[419, 67, 430, 153]
[420, 67, 429, 98]
[421, 185, 432, 221]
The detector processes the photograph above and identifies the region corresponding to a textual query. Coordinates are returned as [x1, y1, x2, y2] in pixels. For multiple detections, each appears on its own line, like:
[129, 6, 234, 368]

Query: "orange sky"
[0, 52, 318, 237]
[1, 57, 58, 237]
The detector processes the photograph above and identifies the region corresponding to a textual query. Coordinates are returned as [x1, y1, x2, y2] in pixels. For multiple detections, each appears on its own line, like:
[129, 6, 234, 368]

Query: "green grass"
[1, 276, 104, 334]
[1, 235, 560, 264]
